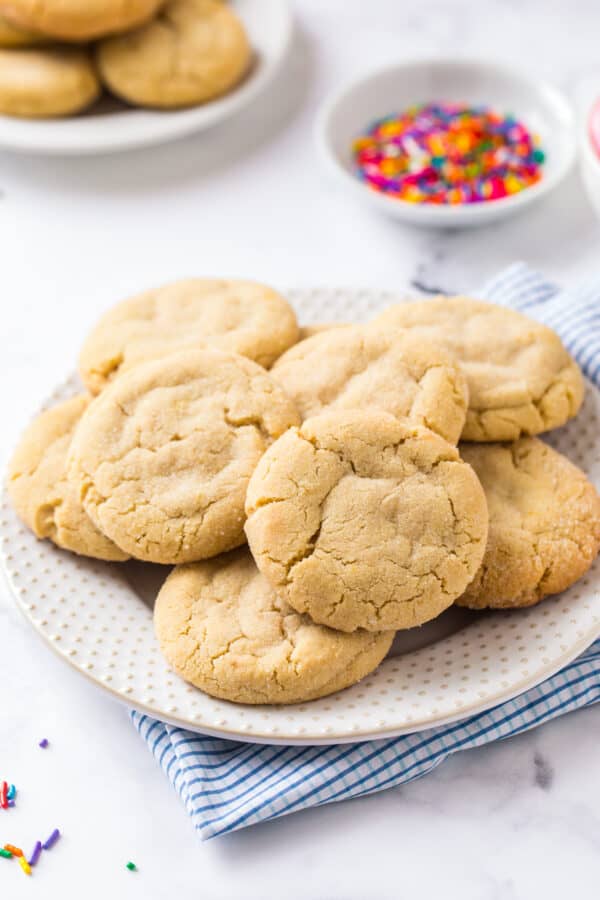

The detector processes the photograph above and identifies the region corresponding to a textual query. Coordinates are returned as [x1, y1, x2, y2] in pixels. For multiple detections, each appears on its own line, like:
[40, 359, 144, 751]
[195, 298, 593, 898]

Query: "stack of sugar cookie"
[7, 281, 600, 706]
[0, 0, 251, 118]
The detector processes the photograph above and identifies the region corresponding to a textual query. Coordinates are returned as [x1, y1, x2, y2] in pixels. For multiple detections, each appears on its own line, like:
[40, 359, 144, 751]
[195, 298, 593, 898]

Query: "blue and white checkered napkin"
[132, 263, 600, 840]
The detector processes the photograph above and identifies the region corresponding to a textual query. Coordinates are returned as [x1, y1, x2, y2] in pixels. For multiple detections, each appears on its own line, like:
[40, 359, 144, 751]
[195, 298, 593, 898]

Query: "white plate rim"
[1, 286, 599, 746]
[3, 574, 598, 747]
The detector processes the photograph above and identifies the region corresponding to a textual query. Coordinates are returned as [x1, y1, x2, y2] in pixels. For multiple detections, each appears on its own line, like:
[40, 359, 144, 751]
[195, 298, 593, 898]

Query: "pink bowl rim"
[584, 98, 600, 169]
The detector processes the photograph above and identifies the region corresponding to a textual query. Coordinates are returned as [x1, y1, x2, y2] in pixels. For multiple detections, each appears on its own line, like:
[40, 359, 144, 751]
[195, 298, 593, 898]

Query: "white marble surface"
[1, 1, 600, 897]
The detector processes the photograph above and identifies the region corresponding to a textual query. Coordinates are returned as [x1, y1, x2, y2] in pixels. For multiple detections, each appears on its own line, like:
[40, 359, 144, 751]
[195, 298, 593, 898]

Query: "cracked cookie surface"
[457, 439, 600, 609]
[68, 348, 300, 565]
[79, 278, 299, 395]
[96, 0, 251, 110]
[0, 47, 99, 118]
[245, 410, 488, 632]
[8, 395, 128, 561]
[154, 548, 395, 704]
[0, 0, 164, 40]
[373, 297, 584, 441]
[272, 325, 468, 444]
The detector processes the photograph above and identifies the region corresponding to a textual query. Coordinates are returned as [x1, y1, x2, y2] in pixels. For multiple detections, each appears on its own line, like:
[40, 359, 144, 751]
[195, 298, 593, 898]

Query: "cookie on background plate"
[0, 47, 100, 118]
[272, 325, 469, 444]
[7, 395, 129, 561]
[68, 348, 300, 565]
[96, 0, 251, 110]
[373, 297, 584, 442]
[457, 438, 600, 609]
[154, 548, 395, 705]
[0, 0, 164, 41]
[0, 12, 44, 46]
[79, 278, 299, 395]
[245, 410, 488, 633]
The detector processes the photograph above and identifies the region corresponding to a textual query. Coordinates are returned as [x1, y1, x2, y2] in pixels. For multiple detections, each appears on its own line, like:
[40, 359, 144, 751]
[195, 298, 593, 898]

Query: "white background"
[2, 1, 600, 897]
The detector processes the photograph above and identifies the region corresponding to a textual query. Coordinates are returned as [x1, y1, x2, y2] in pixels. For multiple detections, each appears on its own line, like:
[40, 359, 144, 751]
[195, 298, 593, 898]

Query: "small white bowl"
[581, 97, 600, 221]
[316, 58, 576, 229]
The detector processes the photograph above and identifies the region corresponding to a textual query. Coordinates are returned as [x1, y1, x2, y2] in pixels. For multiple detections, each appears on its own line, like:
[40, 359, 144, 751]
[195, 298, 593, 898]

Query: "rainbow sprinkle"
[18, 856, 32, 876]
[1, 830, 61, 876]
[353, 102, 545, 204]
[28, 841, 42, 867]
[42, 828, 60, 851]
[1, 764, 62, 877]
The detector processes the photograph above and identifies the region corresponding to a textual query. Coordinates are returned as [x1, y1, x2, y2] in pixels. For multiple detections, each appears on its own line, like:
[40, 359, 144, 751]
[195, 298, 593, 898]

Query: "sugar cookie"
[245, 410, 488, 632]
[0, 12, 43, 46]
[79, 278, 299, 395]
[8, 395, 128, 561]
[155, 548, 395, 705]
[96, 0, 250, 109]
[457, 439, 600, 609]
[272, 325, 468, 444]
[298, 323, 347, 341]
[69, 349, 300, 564]
[0, 47, 99, 118]
[373, 297, 584, 441]
[0, 0, 164, 41]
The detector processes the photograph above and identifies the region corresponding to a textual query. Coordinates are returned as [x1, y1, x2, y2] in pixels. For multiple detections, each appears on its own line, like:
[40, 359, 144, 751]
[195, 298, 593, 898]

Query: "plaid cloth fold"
[132, 263, 600, 840]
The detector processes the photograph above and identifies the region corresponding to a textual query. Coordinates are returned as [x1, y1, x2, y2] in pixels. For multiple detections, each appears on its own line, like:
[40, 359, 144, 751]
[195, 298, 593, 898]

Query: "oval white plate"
[1, 287, 599, 745]
[0, 0, 292, 156]
[316, 59, 576, 228]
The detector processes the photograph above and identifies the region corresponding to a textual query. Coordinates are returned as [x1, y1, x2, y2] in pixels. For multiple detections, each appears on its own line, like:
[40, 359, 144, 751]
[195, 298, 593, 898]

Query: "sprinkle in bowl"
[316, 59, 576, 228]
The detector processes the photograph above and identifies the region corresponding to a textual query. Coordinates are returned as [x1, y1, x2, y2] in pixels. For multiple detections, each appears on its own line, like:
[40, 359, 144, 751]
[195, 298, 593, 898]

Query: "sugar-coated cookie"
[8, 395, 128, 561]
[96, 0, 250, 110]
[0, 47, 99, 118]
[0, 0, 164, 41]
[373, 297, 584, 442]
[79, 278, 299, 395]
[298, 323, 347, 341]
[272, 325, 468, 444]
[154, 548, 395, 705]
[245, 410, 488, 632]
[457, 439, 600, 609]
[0, 12, 43, 46]
[68, 349, 300, 565]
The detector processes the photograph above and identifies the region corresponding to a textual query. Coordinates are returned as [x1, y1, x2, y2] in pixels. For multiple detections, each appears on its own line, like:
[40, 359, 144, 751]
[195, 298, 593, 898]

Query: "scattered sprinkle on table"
[28, 840, 42, 867]
[353, 102, 545, 204]
[126, 861, 137, 872]
[0, 781, 14, 809]
[42, 828, 61, 851]
[38, 738, 49, 749]
[0, 769, 61, 878]
[18, 856, 32, 876]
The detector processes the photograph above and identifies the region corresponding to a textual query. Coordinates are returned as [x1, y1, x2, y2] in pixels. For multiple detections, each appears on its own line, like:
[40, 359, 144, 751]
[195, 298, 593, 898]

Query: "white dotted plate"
[1, 288, 599, 745]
